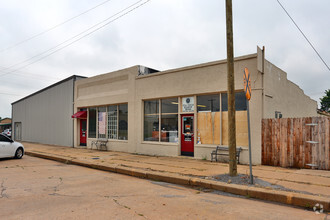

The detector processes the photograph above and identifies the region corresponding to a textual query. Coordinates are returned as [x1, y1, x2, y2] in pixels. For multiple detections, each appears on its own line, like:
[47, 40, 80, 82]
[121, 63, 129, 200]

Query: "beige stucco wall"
[263, 60, 318, 118]
[74, 55, 264, 165]
[74, 67, 136, 152]
[73, 48, 317, 165]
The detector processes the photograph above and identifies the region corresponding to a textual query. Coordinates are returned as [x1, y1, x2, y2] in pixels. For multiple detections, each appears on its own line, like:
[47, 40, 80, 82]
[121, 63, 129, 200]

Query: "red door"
[80, 119, 87, 146]
[181, 114, 194, 156]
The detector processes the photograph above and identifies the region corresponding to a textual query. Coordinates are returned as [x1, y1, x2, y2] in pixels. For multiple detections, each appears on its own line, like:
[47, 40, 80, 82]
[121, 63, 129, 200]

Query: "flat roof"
[11, 75, 86, 105]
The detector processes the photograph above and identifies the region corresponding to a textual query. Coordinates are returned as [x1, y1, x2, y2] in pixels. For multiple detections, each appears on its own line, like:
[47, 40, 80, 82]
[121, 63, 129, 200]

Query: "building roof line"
[11, 75, 86, 105]
[136, 53, 257, 79]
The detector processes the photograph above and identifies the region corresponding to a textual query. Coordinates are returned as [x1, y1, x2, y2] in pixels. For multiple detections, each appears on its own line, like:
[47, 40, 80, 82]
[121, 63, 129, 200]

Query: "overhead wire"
[0, 0, 151, 77]
[0, 0, 113, 53]
[276, 0, 330, 72]
[0, 65, 61, 81]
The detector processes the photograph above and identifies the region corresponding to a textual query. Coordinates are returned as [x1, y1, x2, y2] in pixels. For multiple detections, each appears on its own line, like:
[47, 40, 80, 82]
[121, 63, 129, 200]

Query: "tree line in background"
[320, 89, 330, 113]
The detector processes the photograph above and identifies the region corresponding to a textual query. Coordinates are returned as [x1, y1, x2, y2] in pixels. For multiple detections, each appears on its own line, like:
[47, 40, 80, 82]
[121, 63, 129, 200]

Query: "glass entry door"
[181, 114, 194, 156]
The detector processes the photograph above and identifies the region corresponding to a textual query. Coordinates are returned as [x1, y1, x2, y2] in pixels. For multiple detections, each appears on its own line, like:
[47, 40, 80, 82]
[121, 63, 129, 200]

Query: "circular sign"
[244, 67, 251, 101]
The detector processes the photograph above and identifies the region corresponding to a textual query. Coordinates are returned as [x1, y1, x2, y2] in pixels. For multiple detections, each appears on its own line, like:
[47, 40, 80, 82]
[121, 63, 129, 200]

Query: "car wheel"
[15, 147, 24, 159]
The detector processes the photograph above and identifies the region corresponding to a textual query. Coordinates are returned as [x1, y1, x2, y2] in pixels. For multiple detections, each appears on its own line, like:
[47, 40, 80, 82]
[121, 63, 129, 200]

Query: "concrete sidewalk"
[22, 142, 329, 211]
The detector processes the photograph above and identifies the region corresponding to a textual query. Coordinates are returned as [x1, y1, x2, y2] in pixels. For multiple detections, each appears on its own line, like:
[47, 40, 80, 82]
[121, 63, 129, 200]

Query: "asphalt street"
[0, 156, 327, 220]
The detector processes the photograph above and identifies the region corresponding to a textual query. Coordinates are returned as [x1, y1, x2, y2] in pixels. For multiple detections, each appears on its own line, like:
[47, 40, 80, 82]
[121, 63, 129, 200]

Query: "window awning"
[71, 111, 87, 119]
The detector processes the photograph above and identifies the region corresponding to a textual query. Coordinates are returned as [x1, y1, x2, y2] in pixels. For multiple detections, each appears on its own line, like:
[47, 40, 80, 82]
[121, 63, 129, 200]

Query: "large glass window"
[88, 108, 96, 138]
[118, 104, 128, 140]
[197, 94, 220, 145]
[98, 107, 107, 139]
[89, 104, 128, 140]
[144, 100, 159, 141]
[221, 92, 247, 111]
[107, 105, 117, 139]
[161, 98, 178, 143]
[144, 98, 178, 143]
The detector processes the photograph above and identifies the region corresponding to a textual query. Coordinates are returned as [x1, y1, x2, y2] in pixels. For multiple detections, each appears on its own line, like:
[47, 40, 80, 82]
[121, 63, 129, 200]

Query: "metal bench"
[91, 139, 108, 151]
[211, 146, 242, 164]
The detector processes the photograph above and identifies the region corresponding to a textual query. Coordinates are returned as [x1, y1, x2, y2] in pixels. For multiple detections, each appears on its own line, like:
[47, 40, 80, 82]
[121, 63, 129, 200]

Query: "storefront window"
[107, 105, 117, 139]
[144, 100, 159, 141]
[197, 94, 220, 145]
[221, 92, 248, 147]
[98, 107, 107, 139]
[221, 92, 247, 111]
[161, 98, 178, 143]
[88, 108, 96, 138]
[118, 104, 128, 140]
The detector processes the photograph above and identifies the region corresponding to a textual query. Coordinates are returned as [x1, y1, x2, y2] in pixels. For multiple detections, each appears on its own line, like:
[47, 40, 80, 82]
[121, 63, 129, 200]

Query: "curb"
[25, 151, 330, 211]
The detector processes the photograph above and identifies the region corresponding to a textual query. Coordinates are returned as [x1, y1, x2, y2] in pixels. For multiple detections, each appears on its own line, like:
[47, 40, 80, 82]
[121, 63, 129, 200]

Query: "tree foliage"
[320, 89, 330, 112]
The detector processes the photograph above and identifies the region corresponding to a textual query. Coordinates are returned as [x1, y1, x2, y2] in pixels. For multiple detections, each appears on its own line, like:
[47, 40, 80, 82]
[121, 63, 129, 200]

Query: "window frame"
[88, 104, 128, 141]
[143, 98, 179, 143]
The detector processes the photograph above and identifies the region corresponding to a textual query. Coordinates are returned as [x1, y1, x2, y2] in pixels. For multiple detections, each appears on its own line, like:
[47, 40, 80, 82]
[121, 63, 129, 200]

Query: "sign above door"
[182, 97, 194, 112]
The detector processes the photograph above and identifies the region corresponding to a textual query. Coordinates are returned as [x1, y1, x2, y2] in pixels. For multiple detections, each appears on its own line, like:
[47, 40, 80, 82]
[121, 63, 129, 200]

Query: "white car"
[0, 134, 24, 159]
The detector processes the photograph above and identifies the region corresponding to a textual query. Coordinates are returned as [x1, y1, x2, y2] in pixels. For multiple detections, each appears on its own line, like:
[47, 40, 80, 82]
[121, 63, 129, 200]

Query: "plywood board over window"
[222, 111, 248, 146]
[197, 112, 220, 145]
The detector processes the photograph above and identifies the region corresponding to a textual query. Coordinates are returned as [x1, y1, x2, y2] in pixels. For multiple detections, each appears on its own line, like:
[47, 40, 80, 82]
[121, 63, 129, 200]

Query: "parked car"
[2, 129, 11, 137]
[0, 134, 24, 159]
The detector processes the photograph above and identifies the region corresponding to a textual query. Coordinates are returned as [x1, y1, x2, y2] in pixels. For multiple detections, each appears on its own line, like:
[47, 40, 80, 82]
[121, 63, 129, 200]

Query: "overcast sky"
[1, 0, 329, 118]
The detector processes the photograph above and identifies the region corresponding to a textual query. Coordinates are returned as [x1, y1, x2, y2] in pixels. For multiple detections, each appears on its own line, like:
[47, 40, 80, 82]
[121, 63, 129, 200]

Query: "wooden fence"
[262, 117, 330, 170]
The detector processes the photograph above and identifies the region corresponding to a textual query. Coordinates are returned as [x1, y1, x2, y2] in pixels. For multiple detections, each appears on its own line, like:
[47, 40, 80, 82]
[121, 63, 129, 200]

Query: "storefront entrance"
[80, 119, 87, 146]
[181, 114, 194, 156]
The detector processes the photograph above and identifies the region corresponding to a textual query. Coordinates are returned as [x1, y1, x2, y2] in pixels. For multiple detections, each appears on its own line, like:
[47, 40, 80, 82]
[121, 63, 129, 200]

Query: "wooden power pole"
[226, 0, 237, 176]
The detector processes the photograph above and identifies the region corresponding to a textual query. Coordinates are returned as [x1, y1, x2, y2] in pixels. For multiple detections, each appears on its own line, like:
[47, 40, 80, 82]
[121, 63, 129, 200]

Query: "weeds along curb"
[25, 151, 329, 211]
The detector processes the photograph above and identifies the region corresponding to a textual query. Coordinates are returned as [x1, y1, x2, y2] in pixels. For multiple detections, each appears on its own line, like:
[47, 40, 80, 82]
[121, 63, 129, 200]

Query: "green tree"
[320, 89, 330, 112]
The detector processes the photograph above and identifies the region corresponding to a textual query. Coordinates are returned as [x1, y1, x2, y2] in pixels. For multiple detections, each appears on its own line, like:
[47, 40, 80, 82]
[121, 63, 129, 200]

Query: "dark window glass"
[161, 98, 178, 143]
[221, 92, 247, 111]
[88, 108, 96, 138]
[144, 100, 159, 141]
[144, 100, 159, 114]
[183, 116, 193, 134]
[161, 98, 178, 113]
[197, 94, 220, 112]
[118, 104, 128, 140]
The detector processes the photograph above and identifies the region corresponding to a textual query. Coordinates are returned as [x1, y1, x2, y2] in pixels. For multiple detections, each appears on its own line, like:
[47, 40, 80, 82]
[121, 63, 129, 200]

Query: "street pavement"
[22, 142, 329, 212]
[1, 156, 326, 220]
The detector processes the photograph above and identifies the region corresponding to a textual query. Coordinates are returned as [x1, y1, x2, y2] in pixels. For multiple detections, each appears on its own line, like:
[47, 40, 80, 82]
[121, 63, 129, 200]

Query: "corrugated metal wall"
[12, 78, 75, 147]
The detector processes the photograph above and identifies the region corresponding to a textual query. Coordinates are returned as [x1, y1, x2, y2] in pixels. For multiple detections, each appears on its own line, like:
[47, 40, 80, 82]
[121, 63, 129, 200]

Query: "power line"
[0, 65, 61, 81]
[0, 0, 113, 53]
[0, 0, 151, 77]
[276, 0, 330, 72]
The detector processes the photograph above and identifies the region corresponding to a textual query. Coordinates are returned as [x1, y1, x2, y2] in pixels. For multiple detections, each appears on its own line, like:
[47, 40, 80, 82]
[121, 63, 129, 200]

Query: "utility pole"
[226, 0, 237, 176]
